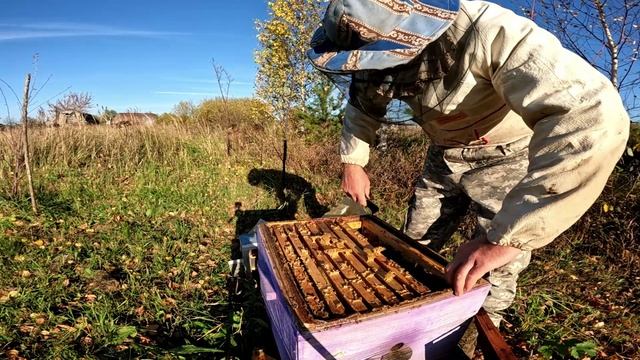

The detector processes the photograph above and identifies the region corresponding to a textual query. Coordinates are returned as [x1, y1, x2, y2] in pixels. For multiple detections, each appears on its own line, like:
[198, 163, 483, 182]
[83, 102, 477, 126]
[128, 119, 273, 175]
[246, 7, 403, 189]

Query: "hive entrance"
[266, 218, 445, 320]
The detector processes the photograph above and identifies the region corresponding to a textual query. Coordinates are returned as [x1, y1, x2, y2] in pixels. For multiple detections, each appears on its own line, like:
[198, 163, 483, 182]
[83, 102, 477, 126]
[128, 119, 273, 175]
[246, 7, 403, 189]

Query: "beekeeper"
[307, 0, 630, 328]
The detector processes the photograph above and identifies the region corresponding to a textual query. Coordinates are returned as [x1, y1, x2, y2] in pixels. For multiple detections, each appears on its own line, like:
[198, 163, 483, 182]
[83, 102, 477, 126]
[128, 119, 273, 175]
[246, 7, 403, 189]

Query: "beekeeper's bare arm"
[477, 3, 630, 251]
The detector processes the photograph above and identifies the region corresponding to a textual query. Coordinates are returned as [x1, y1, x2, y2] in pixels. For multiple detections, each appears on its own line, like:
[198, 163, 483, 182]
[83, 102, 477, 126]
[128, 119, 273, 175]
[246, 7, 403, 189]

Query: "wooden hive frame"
[257, 215, 490, 331]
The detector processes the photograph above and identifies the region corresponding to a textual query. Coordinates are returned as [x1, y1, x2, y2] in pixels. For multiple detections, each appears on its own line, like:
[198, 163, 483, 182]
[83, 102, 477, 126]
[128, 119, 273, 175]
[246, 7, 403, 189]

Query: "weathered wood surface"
[360, 219, 447, 277]
[266, 218, 435, 319]
[259, 245, 489, 359]
[335, 221, 430, 296]
[475, 308, 518, 360]
[257, 215, 493, 360]
[271, 224, 331, 318]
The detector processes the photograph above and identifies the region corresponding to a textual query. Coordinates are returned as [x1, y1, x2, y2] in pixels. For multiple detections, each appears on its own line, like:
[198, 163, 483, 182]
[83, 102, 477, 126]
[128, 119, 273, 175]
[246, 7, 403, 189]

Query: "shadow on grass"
[224, 277, 279, 359]
[224, 168, 329, 358]
[84, 169, 327, 358]
[234, 168, 328, 233]
[1, 187, 76, 218]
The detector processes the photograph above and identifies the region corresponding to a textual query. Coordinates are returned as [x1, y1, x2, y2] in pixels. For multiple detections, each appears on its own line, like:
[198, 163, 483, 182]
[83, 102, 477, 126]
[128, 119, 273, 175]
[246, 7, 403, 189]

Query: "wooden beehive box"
[256, 215, 491, 360]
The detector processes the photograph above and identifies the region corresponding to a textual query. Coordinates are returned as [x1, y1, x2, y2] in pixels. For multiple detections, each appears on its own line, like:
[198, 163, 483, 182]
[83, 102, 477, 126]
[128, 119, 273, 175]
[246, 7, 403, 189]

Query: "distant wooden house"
[111, 113, 157, 127]
[50, 110, 99, 127]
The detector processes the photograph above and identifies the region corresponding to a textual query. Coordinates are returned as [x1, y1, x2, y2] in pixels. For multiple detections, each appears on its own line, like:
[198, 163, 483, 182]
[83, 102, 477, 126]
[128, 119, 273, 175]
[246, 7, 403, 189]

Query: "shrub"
[194, 98, 274, 130]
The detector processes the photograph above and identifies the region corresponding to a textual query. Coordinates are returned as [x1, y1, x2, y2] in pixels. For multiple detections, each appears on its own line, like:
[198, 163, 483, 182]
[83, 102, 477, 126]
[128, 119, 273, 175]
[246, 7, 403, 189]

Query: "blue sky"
[1, 1, 524, 123]
[0, 1, 269, 121]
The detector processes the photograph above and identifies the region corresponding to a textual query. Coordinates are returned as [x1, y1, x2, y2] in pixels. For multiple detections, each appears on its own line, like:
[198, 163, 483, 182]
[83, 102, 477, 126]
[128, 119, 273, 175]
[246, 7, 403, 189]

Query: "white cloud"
[0, 22, 187, 41]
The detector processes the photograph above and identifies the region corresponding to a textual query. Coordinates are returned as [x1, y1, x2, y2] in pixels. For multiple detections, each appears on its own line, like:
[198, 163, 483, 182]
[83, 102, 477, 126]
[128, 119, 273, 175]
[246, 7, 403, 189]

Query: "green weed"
[0, 119, 638, 359]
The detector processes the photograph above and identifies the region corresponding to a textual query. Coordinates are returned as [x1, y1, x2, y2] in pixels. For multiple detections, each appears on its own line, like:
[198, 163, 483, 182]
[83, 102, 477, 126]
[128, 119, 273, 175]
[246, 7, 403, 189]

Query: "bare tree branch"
[0, 79, 22, 107]
[524, 0, 640, 118]
[29, 74, 53, 104]
[594, 0, 620, 86]
[29, 86, 72, 111]
[49, 92, 93, 113]
[0, 85, 12, 120]
[212, 58, 232, 104]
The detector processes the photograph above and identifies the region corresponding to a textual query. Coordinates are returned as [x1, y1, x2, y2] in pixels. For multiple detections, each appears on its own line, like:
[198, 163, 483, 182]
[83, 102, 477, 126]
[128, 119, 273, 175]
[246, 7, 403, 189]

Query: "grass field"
[0, 121, 638, 359]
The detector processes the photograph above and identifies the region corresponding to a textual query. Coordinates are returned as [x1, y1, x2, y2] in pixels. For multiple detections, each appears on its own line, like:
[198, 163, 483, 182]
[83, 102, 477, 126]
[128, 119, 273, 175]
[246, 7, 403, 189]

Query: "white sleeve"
[340, 103, 382, 166]
[340, 75, 390, 167]
[475, 3, 630, 250]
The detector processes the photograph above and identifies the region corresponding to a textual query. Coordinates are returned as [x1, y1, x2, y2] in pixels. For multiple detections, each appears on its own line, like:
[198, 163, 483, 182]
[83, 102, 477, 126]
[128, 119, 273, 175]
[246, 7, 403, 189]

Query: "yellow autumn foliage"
[255, 0, 326, 119]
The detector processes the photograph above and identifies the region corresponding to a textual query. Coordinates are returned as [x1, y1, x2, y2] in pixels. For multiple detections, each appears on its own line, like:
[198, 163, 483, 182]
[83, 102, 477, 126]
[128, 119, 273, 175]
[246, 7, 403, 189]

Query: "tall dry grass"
[0, 121, 276, 189]
[1, 125, 212, 194]
[2, 119, 636, 240]
[0, 118, 429, 225]
[1, 111, 638, 358]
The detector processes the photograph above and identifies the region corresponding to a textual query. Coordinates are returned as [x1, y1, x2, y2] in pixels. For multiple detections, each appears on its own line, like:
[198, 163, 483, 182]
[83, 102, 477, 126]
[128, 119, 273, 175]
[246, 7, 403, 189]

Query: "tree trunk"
[594, 0, 619, 87]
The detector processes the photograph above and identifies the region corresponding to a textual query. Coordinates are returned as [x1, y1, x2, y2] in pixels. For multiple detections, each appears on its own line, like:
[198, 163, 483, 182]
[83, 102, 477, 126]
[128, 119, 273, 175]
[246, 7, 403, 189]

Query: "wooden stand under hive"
[257, 216, 491, 360]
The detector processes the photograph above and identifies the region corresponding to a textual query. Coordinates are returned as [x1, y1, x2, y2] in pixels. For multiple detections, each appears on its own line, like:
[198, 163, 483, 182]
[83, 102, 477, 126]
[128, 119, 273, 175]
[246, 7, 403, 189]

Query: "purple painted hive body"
[257, 216, 491, 360]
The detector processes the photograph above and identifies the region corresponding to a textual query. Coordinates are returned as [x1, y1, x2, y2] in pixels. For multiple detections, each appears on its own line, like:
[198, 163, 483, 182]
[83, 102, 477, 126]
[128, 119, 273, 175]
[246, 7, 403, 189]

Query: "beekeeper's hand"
[445, 237, 522, 296]
[342, 164, 370, 206]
